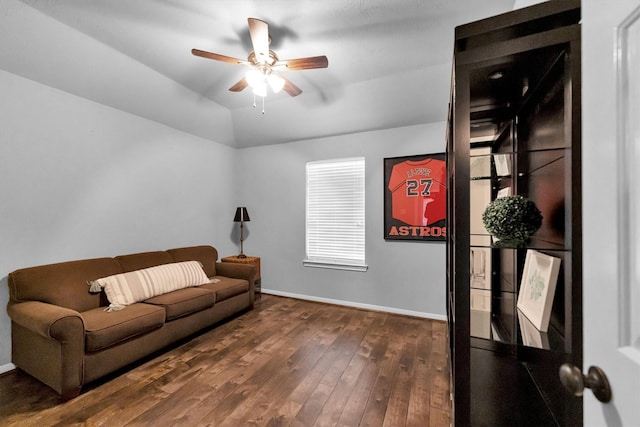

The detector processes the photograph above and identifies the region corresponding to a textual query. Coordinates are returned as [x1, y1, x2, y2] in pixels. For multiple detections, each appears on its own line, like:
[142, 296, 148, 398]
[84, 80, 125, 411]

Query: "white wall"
[0, 0, 236, 147]
[0, 0, 449, 371]
[237, 123, 448, 318]
[512, 0, 546, 10]
[0, 71, 448, 371]
[0, 70, 239, 367]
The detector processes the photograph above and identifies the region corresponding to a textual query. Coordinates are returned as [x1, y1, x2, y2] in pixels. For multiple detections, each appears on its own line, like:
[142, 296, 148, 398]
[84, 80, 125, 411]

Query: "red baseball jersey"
[388, 158, 446, 226]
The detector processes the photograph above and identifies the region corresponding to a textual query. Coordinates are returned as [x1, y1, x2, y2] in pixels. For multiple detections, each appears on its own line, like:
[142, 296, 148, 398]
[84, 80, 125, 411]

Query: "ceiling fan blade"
[281, 55, 329, 70]
[248, 18, 270, 64]
[229, 77, 248, 92]
[192, 49, 247, 65]
[281, 76, 302, 97]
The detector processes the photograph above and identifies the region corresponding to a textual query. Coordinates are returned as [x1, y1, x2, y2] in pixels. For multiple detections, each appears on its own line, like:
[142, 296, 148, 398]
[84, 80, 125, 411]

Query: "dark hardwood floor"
[0, 295, 451, 426]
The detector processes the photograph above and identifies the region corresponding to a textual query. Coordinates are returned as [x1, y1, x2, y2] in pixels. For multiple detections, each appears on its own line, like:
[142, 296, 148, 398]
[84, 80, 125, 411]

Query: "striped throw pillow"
[88, 261, 210, 311]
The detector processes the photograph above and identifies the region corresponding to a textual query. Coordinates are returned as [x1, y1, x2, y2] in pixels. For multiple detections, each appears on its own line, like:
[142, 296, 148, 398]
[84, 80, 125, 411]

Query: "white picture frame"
[494, 153, 512, 176]
[496, 186, 512, 198]
[517, 250, 561, 332]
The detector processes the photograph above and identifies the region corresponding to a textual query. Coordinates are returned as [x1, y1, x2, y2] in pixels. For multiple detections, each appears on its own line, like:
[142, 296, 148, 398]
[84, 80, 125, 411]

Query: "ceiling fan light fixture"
[192, 18, 328, 107]
[245, 69, 264, 88]
[268, 74, 285, 93]
[252, 82, 268, 97]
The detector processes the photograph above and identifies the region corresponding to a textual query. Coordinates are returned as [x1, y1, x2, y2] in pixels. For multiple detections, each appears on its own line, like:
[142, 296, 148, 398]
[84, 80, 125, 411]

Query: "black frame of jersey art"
[383, 153, 447, 241]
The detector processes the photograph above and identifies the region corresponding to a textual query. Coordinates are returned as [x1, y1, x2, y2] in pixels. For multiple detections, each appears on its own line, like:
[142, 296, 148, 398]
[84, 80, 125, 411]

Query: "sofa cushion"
[167, 246, 218, 277]
[89, 261, 211, 311]
[115, 251, 174, 273]
[143, 287, 215, 321]
[200, 276, 249, 302]
[8, 258, 122, 313]
[82, 303, 165, 352]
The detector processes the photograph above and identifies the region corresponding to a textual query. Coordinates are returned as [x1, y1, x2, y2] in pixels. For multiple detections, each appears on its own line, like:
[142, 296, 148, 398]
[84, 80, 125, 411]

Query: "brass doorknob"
[559, 364, 612, 403]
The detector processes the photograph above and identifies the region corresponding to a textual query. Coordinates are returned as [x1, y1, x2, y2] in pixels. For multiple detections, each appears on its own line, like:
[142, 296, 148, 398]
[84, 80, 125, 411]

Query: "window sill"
[303, 260, 368, 272]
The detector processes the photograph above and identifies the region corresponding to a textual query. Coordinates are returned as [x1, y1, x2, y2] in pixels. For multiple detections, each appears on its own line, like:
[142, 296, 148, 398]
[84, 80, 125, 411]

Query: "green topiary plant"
[482, 195, 542, 244]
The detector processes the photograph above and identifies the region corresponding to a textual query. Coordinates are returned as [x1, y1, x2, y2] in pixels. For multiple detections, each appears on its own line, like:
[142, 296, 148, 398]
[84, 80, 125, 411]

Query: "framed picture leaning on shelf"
[517, 250, 562, 332]
[383, 153, 446, 241]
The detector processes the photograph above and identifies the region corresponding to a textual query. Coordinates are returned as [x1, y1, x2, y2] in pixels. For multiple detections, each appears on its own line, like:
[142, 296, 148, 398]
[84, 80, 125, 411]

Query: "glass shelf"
[469, 153, 513, 180]
[470, 149, 571, 182]
[470, 234, 568, 251]
[470, 296, 568, 353]
[468, 146, 572, 157]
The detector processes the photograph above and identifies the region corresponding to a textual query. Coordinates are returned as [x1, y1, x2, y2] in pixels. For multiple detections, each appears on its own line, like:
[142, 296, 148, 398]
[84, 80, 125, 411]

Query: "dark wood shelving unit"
[446, 2, 582, 425]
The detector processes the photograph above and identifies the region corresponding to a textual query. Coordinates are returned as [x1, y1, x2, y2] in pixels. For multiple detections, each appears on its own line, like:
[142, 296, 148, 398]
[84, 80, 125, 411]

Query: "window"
[304, 157, 367, 271]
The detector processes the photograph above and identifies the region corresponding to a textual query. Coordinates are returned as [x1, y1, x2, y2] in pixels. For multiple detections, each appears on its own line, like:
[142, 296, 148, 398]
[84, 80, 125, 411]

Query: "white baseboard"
[261, 288, 447, 322]
[0, 363, 16, 375]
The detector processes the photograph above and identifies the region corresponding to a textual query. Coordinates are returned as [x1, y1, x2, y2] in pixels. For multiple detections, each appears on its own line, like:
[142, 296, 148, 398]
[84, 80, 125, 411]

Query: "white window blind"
[304, 157, 367, 271]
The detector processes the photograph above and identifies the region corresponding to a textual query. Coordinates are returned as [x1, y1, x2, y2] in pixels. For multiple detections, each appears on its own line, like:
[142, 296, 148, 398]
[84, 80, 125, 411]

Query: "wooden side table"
[221, 255, 261, 297]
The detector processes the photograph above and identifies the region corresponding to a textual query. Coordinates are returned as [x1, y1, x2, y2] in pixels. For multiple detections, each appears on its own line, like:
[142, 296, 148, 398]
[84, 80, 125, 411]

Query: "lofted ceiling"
[3, 0, 519, 148]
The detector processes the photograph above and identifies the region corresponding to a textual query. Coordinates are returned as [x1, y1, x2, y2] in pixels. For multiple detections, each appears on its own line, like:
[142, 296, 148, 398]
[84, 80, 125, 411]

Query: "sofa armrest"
[215, 262, 257, 306]
[216, 262, 257, 283]
[7, 301, 84, 341]
[7, 301, 86, 398]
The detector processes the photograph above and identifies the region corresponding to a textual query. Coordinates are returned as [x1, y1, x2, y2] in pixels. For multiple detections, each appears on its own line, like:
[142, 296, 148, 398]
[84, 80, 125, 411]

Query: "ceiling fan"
[192, 18, 328, 99]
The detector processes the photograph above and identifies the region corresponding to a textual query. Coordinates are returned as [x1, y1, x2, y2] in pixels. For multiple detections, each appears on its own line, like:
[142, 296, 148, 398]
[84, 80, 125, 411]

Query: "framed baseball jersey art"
[384, 153, 447, 241]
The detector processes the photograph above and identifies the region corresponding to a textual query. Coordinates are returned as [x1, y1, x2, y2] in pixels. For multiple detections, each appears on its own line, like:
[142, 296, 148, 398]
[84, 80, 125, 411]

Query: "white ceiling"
[3, 0, 518, 148]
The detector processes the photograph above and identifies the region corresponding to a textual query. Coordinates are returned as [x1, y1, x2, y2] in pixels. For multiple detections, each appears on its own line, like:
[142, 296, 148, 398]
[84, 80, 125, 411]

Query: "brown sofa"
[6, 245, 256, 399]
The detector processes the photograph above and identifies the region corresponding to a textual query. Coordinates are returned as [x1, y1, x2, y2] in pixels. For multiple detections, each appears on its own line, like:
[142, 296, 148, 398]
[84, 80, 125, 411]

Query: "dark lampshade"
[233, 207, 250, 222]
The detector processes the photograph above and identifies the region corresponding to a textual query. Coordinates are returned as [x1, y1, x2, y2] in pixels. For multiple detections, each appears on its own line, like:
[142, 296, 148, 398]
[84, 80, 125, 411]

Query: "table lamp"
[233, 207, 250, 258]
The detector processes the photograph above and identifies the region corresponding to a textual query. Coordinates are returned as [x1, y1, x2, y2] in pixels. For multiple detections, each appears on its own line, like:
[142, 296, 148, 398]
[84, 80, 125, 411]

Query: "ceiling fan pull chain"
[262, 96, 265, 114]
[253, 93, 257, 109]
